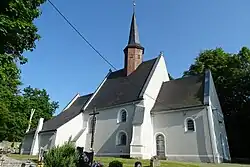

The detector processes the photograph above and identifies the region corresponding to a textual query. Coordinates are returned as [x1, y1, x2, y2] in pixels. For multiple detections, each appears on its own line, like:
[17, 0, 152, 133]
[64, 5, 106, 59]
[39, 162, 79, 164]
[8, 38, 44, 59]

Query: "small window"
[187, 119, 195, 131]
[117, 109, 127, 123]
[117, 132, 127, 146]
[121, 110, 127, 122]
[185, 118, 195, 132]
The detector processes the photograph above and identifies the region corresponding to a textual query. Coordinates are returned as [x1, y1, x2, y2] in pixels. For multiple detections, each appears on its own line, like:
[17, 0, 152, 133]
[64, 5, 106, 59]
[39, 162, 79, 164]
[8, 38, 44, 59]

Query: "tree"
[0, 0, 46, 64]
[22, 86, 59, 129]
[184, 47, 250, 159]
[0, 0, 59, 142]
[0, 87, 59, 142]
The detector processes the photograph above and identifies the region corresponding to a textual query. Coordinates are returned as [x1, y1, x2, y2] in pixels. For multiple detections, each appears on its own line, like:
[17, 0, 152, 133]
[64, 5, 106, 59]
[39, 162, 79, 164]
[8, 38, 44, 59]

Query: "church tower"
[124, 11, 144, 76]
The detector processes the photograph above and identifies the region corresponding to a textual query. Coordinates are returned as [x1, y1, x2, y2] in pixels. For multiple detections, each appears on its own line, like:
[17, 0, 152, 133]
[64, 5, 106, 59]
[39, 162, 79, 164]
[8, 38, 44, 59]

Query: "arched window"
[116, 131, 127, 146]
[117, 109, 127, 123]
[156, 133, 166, 158]
[185, 118, 195, 132]
[88, 116, 95, 133]
[121, 110, 127, 122]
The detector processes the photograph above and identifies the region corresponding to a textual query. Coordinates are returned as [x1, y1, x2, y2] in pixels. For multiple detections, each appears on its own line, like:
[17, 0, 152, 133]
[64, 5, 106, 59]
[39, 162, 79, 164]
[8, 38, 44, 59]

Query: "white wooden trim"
[62, 93, 80, 111]
[83, 70, 112, 111]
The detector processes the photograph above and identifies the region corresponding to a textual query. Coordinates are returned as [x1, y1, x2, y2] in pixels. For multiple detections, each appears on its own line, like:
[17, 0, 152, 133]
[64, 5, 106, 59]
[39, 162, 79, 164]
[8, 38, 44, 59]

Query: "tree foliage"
[0, 0, 46, 63]
[44, 143, 79, 167]
[0, 0, 59, 142]
[22, 86, 59, 129]
[184, 47, 250, 158]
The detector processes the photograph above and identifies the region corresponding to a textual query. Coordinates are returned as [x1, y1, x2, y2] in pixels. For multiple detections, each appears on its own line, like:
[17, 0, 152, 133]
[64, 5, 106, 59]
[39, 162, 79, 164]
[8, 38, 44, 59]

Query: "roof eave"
[83, 70, 112, 111]
[85, 98, 144, 112]
[151, 104, 205, 114]
[39, 129, 57, 134]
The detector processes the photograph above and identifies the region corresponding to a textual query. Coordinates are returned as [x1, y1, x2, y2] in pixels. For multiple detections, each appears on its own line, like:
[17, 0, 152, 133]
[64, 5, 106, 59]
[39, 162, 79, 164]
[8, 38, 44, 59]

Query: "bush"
[108, 160, 123, 167]
[44, 143, 79, 167]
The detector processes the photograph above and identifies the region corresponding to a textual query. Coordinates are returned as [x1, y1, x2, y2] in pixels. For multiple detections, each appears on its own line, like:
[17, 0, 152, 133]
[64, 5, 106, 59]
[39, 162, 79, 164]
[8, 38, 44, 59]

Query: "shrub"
[109, 160, 123, 167]
[44, 142, 79, 167]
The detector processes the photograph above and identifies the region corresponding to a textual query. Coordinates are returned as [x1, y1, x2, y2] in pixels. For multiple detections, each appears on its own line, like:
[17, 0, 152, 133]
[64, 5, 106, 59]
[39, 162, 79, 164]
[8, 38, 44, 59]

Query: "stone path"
[0, 155, 36, 167]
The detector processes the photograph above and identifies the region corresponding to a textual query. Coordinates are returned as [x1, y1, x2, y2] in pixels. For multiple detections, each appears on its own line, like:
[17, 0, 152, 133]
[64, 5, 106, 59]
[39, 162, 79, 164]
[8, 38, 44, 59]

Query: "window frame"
[184, 117, 196, 132]
[116, 130, 128, 146]
[155, 133, 166, 157]
[117, 108, 128, 124]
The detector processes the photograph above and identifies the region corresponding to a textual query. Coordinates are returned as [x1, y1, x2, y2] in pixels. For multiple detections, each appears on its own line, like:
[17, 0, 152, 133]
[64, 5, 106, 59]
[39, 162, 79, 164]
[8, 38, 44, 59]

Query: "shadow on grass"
[231, 158, 250, 164]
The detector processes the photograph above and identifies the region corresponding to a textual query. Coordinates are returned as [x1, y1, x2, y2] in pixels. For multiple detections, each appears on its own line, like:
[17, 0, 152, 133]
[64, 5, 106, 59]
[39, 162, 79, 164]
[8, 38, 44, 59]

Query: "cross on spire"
[133, 0, 136, 13]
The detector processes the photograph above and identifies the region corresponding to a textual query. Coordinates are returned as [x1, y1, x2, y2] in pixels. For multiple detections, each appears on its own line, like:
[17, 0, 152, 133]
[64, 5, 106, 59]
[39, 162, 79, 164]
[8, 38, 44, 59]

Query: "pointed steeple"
[123, 9, 144, 76]
[128, 13, 140, 46]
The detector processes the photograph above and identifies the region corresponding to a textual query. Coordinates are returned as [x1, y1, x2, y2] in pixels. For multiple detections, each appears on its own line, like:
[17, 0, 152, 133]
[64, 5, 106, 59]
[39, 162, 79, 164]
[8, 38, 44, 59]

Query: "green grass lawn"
[7, 154, 250, 167]
[94, 157, 199, 167]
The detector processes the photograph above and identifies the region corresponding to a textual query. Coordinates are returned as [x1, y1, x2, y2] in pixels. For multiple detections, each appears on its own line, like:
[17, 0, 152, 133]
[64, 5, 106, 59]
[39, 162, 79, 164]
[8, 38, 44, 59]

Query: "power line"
[47, 0, 160, 103]
[47, 0, 117, 71]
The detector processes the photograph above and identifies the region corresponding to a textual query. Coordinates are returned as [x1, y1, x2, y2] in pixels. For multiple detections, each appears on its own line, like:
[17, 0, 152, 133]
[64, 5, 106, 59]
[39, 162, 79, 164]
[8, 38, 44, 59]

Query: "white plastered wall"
[55, 113, 84, 146]
[130, 55, 169, 159]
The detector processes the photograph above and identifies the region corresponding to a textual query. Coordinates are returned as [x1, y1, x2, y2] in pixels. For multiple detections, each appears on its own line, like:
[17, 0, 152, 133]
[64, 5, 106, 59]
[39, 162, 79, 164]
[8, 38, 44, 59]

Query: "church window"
[121, 110, 127, 122]
[117, 109, 127, 123]
[185, 117, 195, 132]
[156, 133, 166, 158]
[116, 131, 127, 146]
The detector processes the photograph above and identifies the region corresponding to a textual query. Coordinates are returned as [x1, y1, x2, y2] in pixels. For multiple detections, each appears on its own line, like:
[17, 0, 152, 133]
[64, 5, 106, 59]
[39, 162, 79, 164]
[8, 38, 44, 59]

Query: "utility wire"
[47, 0, 117, 71]
[47, 0, 160, 103]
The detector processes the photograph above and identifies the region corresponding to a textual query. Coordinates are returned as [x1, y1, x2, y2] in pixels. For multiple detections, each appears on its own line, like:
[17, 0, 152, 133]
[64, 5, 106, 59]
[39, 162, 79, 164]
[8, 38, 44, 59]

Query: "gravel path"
[0, 155, 36, 167]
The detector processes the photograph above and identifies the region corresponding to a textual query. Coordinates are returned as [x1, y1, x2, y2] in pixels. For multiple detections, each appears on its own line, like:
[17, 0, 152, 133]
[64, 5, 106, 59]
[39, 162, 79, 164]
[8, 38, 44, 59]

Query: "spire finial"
[133, 0, 136, 13]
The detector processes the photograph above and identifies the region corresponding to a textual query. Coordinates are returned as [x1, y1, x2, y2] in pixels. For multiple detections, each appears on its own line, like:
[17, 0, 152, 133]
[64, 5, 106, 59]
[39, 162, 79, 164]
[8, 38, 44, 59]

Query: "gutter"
[151, 104, 205, 115]
[38, 129, 57, 134]
[86, 98, 143, 112]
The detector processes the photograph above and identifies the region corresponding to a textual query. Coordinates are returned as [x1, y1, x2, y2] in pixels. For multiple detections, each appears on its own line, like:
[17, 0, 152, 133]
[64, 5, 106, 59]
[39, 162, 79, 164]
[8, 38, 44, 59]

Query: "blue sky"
[21, 0, 250, 114]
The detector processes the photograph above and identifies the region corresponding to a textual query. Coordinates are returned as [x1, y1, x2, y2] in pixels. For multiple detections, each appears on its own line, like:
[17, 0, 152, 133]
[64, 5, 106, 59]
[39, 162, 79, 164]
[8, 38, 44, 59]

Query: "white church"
[21, 11, 231, 163]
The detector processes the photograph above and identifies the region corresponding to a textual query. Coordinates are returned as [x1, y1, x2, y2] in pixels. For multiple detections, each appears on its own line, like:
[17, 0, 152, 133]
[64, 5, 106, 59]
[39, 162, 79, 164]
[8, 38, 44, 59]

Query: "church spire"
[123, 1, 144, 76]
[128, 13, 140, 46]
[127, 1, 141, 47]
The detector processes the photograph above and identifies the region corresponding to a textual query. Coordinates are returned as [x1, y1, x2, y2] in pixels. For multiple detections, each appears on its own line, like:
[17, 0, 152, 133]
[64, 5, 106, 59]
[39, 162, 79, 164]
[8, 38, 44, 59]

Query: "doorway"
[156, 134, 166, 159]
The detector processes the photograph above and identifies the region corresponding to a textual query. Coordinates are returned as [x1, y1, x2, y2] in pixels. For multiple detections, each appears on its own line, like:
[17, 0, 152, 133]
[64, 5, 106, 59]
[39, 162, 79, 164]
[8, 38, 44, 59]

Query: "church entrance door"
[156, 134, 166, 160]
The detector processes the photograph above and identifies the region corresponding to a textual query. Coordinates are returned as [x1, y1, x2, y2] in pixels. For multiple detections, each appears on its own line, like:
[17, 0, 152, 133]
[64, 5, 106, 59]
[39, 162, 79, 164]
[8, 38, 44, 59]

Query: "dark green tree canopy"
[184, 47, 250, 158]
[0, 0, 45, 64]
[0, 0, 59, 142]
